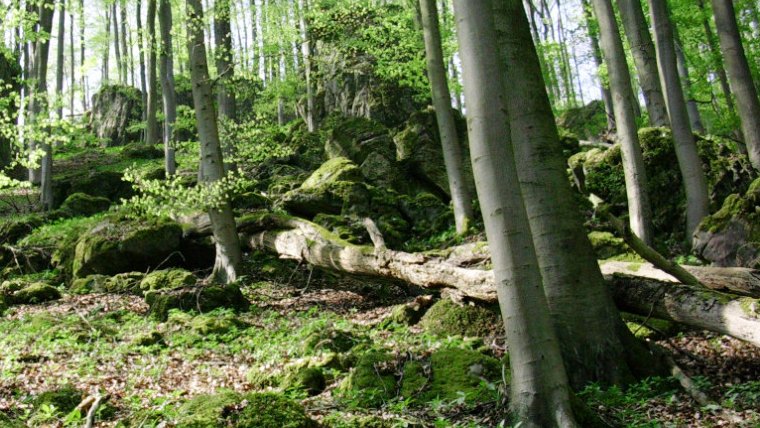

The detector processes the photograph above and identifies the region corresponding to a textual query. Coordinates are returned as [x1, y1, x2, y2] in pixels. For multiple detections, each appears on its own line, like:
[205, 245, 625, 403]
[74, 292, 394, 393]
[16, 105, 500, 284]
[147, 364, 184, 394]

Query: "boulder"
[556, 99, 609, 141]
[419, 298, 502, 338]
[588, 231, 630, 260]
[122, 142, 164, 159]
[145, 283, 249, 320]
[52, 169, 134, 207]
[693, 178, 760, 268]
[0, 280, 61, 305]
[72, 218, 183, 278]
[176, 392, 316, 428]
[139, 269, 196, 292]
[323, 116, 395, 166]
[88, 84, 143, 147]
[56, 193, 111, 218]
[338, 351, 397, 407]
[0, 215, 44, 245]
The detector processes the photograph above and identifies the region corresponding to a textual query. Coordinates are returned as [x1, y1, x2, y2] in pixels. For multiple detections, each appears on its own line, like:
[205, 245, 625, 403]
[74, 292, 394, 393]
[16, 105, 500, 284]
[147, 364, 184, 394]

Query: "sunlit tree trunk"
[214, 0, 237, 171]
[712, 0, 760, 171]
[617, 0, 669, 127]
[137, 0, 148, 123]
[79, 0, 86, 111]
[186, 0, 242, 283]
[697, 0, 734, 115]
[298, 0, 315, 131]
[145, 0, 160, 145]
[120, 0, 130, 85]
[159, 0, 177, 175]
[55, 0, 65, 119]
[591, 0, 654, 245]
[112, 2, 124, 83]
[673, 33, 705, 134]
[33, 0, 55, 208]
[69, 1, 75, 114]
[581, 0, 615, 130]
[453, 0, 578, 425]
[102, 9, 110, 82]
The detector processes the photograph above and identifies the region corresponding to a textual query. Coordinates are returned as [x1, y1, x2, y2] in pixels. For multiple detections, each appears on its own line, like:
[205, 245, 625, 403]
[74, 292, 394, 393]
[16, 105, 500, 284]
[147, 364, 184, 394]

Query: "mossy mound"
[72, 218, 183, 278]
[419, 298, 501, 338]
[56, 192, 111, 218]
[139, 269, 196, 292]
[33, 386, 82, 414]
[0, 280, 60, 305]
[588, 231, 629, 260]
[303, 328, 361, 354]
[693, 178, 760, 268]
[0, 215, 44, 245]
[419, 348, 503, 403]
[339, 351, 397, 407]
[145, 284, 249, 321]
[176, 391, 316, 428]
[557, 100, 609, 141]
[122, 142, 164, 159]
[52, 169, 134, 208]
[301, 157, 362, 189]
[282, 367, 327, 396]
[131, 330, 165, 346]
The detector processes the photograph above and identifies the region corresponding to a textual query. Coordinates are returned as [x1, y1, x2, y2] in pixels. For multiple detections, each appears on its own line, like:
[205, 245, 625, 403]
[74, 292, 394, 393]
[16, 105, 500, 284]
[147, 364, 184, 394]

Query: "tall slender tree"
[298, 0, 315, 131]
[112, 1, 124, 83]
[33, 0, 55, 208]
[55, 0, 65, 119]
[581, 0, 615, 129]
[103, 8, 110, 82]
[419, 0, 473, 234]
[79, 0, 86, 110]
[452, 0, 578, 425]
[712, 0, 760, 171]
[186, 0, 242, 283]
[159, 0, 177, 175]
[145, 0, 160, 145]
[697, 0, 734, 114]
[617, 0, 669, 127]
[69, 0, 75, 114]
[648, 0, 709, 241]
[137, 0, 148, 121]
[120, 0, 130, 85]
[673, 30, 705, 134]
[214, 0, 237, 170]
[590, 0, 654, 244]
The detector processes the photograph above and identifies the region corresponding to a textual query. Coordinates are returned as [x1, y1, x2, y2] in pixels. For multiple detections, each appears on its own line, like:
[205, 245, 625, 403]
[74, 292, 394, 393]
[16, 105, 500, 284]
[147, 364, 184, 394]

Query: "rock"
[121, 142, 164, 159]
[303, 328, 361, 354]
[280, 158, 370, 217]
[88, 84, 143, 147]
[0, 280, 61, 305]
[382, 295, 435, 327]
[556, 99, 609, 141]
[145, 283, 249, 321]
[187, 312, 247, 335]
[56, 193, 111, 218]
[52, 169, 134, 207]
[69, 275, 108, 294]
[283, 367, 327, 396]
[419, 298, 502, 338]
[176, 391, 316, 428]
[302, 157, 363, 188]
[139, 269, 196, 292]
[323, 116, 395, 166]
[419, 348, 502, 402]
[72, 218, 183, 278]
[588, 231, 630, 260]
[0, 215, 43, 245]
[693, 178, 760, 268]
[339, 351, 397, 407]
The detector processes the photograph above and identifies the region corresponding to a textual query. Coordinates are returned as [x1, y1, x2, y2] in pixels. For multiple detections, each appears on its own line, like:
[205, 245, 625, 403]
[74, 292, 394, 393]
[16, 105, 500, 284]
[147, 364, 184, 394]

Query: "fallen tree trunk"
[240, 214, 760, 347]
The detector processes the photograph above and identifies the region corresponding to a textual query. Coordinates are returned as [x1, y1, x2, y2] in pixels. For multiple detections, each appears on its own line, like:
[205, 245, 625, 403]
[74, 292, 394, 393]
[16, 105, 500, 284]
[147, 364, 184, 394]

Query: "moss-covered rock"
[139, 269, 196, 292]
[122, 142, 164, 159]
[0, 280, 61, 305]
[419, 298, 501, 338]
[420, 348, 503, 403]
[557, 100, 609, 141]
[145, 283, 249, 321]
[693, 177, 760, 268]
[33, 386, 82, 414]
[88, 84, 143, 147]
[339, 351, 397, 407]
[176, 391, 316, 428]
[588, 231, 629, 260]
[303, 328, 361, 354]
[56, 193, 111, 218]
[52, 169, 135, 208]
[283, 367, 327, 396]
[72, 218, 183, 278]
[302, 157, 363, 188]
[101, 272, 145, 294]
[188, 312, 246, 335]
[69, 274, 108, 294]
[0, 215, 44, 245]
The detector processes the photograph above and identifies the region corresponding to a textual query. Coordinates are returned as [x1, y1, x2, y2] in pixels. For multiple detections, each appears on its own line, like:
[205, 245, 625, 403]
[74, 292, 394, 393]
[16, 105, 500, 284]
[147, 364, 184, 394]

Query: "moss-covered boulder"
[122, 142, 163, 159]
[0, 280, 61, 305]
[176, 391, 316, 428]
[693, 178, 760, 268]
[588, 231, 629, 260]
[56, 193, 111, 218]
[303, 328, 361, 354]
[131, 330, 165, 346]
[69, 274, 109, 294]
[139, 269, 196, 292]
[145, 283, 249, 321]
[52, 169, 134, 208]
[557, 99, 609, 141]
[283, 367, 327, 396]
[339, 351, 397, 407]
[0, 215, 44, 245]
[280, 158, 370, 217]
[72, 218, 183, 278]
[184, 311, 247, 335]
[88, 84, 143, 147]
[419, 298, 502, 337]
[416, 348, 502, 403]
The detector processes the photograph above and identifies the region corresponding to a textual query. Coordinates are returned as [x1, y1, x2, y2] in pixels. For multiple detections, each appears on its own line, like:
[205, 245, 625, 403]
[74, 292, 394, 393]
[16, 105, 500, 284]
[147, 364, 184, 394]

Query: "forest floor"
[1, 252, 759, 427]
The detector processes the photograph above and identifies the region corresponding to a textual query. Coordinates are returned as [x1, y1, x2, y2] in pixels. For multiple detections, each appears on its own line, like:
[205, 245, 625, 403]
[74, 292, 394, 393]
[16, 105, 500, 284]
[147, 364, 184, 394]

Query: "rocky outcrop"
[693, 178, 760, 268]
[88, 85, 143, 147]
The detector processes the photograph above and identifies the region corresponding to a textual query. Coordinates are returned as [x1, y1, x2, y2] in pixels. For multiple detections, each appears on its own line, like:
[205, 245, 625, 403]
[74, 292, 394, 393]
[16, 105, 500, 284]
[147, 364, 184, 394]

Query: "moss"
[283, 367, 327, 396]
[0, 215, 44, 245]
[176, 390, 241, 427]
[322, 414, 399, 428]
[739, 298, 759, 318]
[399, 360, 427, 398]
[131, 330, 165, 346]
[176, 391, 316, 428]
[421, 348, 503, 403]
[303, 328, 360, 354]
[339, 351, 397, 407]
[0, 413, 23, 428]
[103, 272, 145, 294]
[33, 386, 82, 414]
[419, 298, 501, 337]
[139, 269, 196, 292]
[145, 283, 249, 321]
[69, 274, 108, 294]
[0, 280, 61, 305]
[188, 312, 246, 335]
[588, 231, 629, 260]
[301, 157, 362, 189]
[121, 142, 163, 159]
[55, 193, 111, 218]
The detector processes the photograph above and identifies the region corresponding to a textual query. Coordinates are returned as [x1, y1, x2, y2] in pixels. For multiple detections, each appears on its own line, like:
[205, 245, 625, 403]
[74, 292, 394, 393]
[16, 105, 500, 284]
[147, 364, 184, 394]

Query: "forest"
[1, 0, 760, 425]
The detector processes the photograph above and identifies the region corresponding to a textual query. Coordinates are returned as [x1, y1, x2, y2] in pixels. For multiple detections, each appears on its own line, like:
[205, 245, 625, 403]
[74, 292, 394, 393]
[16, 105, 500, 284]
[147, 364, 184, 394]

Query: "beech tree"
[159, 0, 177, 175]
[29, 0, 55, 188]
[452, 0, 578, 425]
[590, 0, 654, 245]
[186, 0, 242, 283]
[712, 0, 760, 171]
[145, 0, 160, 145]
[418, 0, 473, 235]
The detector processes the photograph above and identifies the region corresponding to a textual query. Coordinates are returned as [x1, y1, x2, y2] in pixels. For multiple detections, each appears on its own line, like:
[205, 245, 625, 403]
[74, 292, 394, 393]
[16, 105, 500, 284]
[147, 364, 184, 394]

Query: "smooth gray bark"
[213, 0, 237, 170]
[452, 0, 578, 425]
[112, 2, 123, 83]
[697, 0, 734, 114]
[617, 0, 669, 127]
[145, 0, 159, 145]
[581, 0, 615, 130]
[55, 0, 65, 119]
[102, 9, 110, 82]
[419, 0, 474, 234]
[648, 0, 709, 241]
[673, 37, 705, 134]
[69, 3, 74, 114]
[79, 0, 86, 111]
[298, 0, 315, 131]
[712, 0, 760, 171]
[120, 0, 130, 86]
[137, 0, 148, 123]
[186, 0, 242, 283]
[493, 0, 651, 389]
[34, 0, 54, 208]
[159, 0, 177, 176]
[590, 0, 654, 245]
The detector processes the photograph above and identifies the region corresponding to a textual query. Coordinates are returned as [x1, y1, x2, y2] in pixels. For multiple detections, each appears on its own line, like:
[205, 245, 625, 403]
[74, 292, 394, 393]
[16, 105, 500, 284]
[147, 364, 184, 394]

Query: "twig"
[362, 217, 387, 251]
[85, 394, 108, 428]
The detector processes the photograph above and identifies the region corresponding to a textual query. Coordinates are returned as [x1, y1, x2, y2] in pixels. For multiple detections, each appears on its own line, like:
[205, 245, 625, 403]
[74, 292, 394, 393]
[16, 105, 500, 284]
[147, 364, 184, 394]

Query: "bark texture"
[159, 0, 177, 176]
[145, 0, 160, 145]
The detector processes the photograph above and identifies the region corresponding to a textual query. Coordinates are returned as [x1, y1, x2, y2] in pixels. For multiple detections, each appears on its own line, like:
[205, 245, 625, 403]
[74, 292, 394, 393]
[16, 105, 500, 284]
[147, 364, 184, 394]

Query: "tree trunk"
[697, 0, 734, 114]
[492, 0, 652, 389]
[112, 2, 123, 83]
[69, 2, 75, 114]
[213, 0, 237, 171]
[617, 0, 669, 127]
[590, 0, 654, 245]
[145, 0, 159, 145]
[33, 0, 55, 208]
[120, 0, 130, 86]
[648, 0, 709, 241]
[419, 0, 474, 235]
[137, 0, 148, 123]
[79, 0, 86, 111]
[711, 0, 760, 171]
[159, 0, 177, 176]
[55, 0, 65, 119]
[673, 36, 706, 134]
[102, 9, 110, 82]
[298, 0, 315, 131]
[581, 0, 615, 130]
[186, 0, 242, 284]
[452, 0, 578, 425]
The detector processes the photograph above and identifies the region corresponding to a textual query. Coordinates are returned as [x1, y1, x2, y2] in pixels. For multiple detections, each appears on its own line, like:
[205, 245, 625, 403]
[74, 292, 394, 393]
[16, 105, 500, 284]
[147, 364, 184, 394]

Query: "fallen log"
[240, 214, 760, 347]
